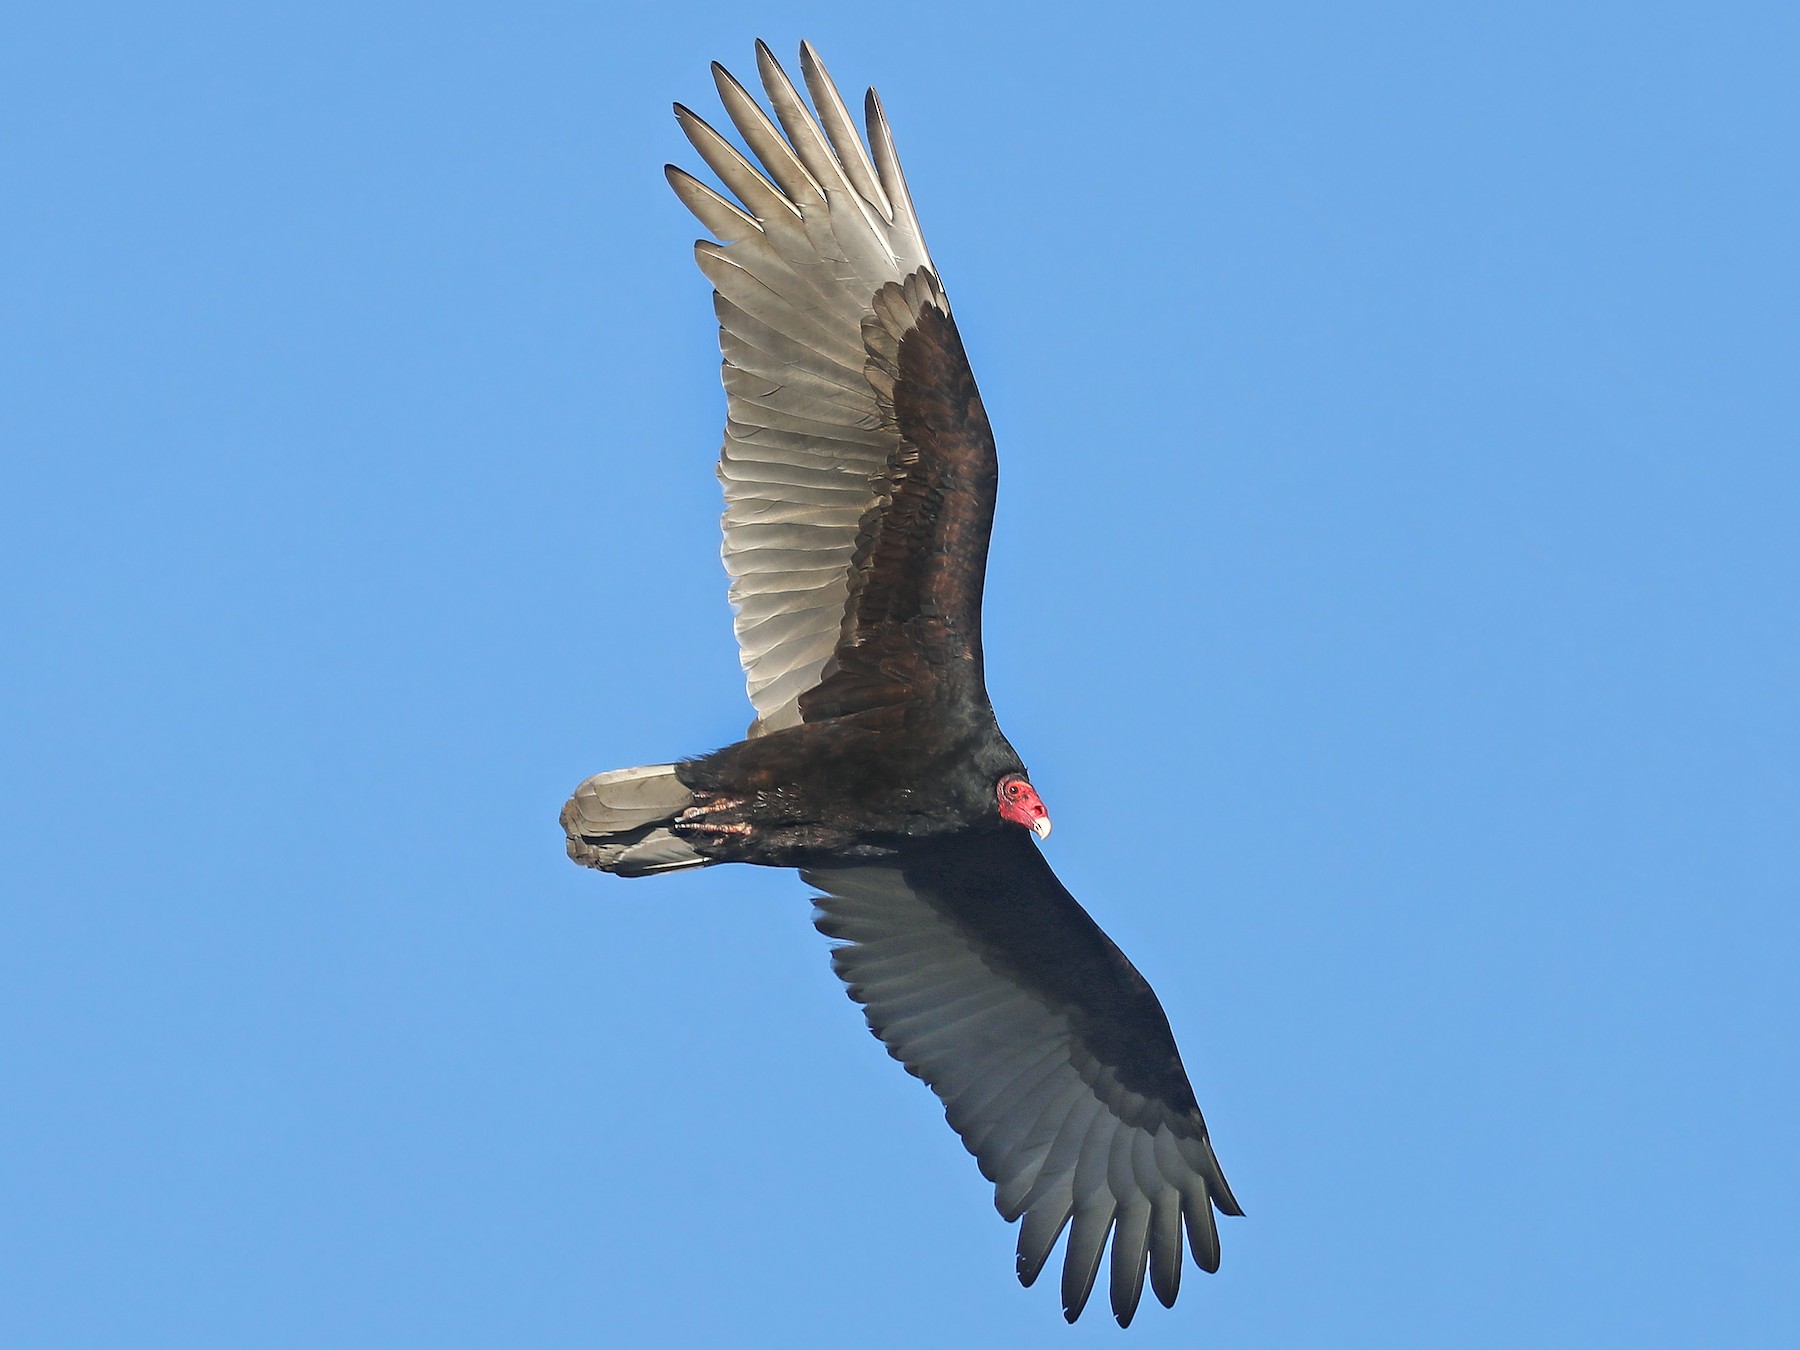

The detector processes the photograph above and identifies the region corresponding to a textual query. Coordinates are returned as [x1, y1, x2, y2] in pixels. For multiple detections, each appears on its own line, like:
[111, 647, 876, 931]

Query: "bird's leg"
[671, 794, 755, 842]
[668, 782, 829, 865]
[674, 818, 754, 839]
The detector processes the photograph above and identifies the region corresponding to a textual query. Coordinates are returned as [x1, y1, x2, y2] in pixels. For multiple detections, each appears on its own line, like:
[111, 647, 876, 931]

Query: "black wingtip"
[1015, 1253, 1041, 1289]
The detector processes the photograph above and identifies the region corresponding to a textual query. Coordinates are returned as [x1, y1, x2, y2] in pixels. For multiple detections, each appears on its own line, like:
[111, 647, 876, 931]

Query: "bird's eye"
[1004, 781, 1022, 798]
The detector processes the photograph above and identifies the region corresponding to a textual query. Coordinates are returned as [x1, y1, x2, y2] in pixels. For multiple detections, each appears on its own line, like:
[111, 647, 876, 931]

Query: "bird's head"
[996, 773, 1052, 840]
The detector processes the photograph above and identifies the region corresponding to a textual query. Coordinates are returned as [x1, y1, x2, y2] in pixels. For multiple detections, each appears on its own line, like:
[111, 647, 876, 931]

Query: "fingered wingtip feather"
[1216, 1177, 1246, 1217]
[1152, 1264, 1180, 1309]
[797, 39, 895, 222]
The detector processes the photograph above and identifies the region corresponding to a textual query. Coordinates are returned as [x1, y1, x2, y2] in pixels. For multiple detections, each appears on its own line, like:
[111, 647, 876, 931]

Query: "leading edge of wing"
[804, 832, 1240, 1325]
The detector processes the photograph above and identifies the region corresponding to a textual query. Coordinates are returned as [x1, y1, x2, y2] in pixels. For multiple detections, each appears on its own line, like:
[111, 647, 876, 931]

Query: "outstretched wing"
[805, 833, 1241, 1326]
[669, 42, 998, 736]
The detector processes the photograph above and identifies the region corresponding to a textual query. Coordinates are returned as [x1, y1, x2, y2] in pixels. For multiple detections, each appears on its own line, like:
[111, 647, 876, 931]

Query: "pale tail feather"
[560, 764, 710, 877]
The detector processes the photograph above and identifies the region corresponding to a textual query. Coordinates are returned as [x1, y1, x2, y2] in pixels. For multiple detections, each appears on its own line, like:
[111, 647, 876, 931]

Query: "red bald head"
[996, 774, 1052, 839]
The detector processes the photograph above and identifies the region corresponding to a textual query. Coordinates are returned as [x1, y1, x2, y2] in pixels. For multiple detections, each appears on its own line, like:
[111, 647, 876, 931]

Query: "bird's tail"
[561, 764, 711, 877]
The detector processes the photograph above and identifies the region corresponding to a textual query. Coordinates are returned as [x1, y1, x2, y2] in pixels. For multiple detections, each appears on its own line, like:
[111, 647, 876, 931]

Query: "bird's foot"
[673, 818, 753, 839]
[672, 800, 754, 842]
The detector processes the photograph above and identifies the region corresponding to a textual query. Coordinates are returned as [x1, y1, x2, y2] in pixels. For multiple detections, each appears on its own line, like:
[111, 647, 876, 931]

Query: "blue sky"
[5, 2, 1797, 1345]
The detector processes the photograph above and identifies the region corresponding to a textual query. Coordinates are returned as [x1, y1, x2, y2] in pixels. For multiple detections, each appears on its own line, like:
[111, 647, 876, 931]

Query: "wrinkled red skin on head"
[995, 773, 1049, 832]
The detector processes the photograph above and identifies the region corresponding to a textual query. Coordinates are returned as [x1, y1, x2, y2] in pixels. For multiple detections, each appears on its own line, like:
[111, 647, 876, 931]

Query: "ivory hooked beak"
[1031, 815, 1053, 840]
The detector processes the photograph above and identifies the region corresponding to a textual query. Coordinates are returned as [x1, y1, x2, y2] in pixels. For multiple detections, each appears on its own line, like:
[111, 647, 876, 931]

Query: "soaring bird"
[562, 41, 1240, 1325]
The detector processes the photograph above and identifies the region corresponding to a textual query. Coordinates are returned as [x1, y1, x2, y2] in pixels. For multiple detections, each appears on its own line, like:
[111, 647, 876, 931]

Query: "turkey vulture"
[562, 41, 1240, 1325]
